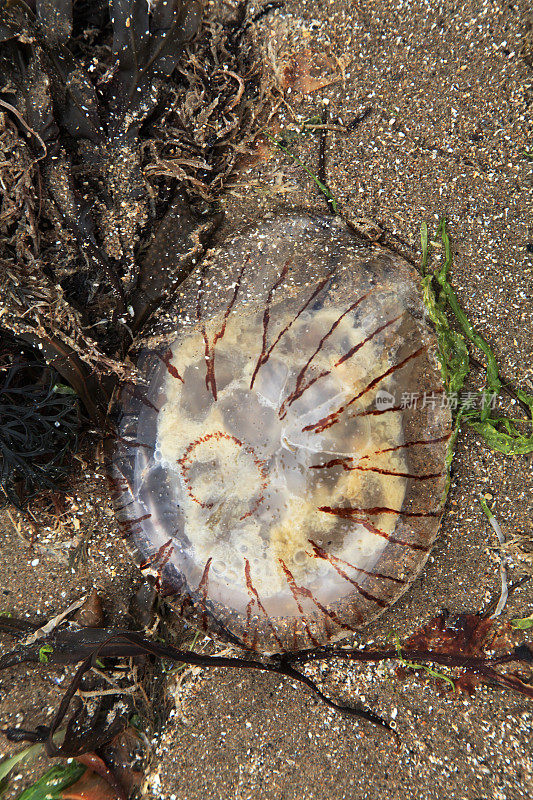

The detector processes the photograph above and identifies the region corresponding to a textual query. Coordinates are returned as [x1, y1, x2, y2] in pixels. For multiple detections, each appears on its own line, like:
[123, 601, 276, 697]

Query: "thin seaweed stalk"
[0, 616, 532, 755]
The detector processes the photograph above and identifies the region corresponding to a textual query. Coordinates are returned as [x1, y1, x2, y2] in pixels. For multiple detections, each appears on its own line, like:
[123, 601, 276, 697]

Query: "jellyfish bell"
[109, 213, 452, 654]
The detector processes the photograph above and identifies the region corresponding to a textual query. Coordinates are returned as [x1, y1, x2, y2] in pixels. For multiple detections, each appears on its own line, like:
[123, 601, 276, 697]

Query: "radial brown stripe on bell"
[278, 289, 379, 418]
[302, 345, 429, 434]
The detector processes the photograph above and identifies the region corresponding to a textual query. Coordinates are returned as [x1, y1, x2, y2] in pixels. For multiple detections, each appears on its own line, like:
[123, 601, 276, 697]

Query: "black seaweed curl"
[0, 333, 78, 508]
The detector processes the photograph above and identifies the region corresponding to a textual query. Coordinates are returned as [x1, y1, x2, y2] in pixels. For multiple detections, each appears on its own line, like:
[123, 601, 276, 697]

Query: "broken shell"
[108, 214, 452, 653]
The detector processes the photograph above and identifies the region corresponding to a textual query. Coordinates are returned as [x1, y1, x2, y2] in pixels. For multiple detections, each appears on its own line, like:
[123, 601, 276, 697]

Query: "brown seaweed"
[0, 0, 267, 406]
[0, 611, 531, 755]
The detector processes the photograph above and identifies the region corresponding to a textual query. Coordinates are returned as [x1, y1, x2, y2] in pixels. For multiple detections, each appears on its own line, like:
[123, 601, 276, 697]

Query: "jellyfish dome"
[109, 214, 452, 653]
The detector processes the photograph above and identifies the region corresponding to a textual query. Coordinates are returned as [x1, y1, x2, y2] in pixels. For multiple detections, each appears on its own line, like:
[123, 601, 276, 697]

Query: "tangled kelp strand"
[0, 610, 532, 757]
[0, 335, 79, 508]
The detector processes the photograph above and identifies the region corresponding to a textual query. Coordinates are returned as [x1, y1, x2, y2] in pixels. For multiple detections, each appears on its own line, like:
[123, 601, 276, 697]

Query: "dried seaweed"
[265, 132, 338, 212]
[140, 7, 273, 202]
[0, 0, 275, 412]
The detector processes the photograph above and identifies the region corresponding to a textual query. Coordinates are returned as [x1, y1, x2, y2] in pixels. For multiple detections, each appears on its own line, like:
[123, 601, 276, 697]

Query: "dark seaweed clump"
[0, 333, 78, 508]
[0, 0, 270, 397]
[0, 0, 274, 505]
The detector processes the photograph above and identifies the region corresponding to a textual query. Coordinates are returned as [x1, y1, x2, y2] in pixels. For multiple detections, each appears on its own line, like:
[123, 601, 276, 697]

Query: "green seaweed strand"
[420, 224, 469, 396]
[38, 644, 53, 664]
[420, 220, 533, 455]
[394, 636, 456, 690]
[265, 133, 339, 212]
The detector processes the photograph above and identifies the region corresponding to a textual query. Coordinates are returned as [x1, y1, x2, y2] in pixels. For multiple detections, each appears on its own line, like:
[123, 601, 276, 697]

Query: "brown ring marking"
[177, 431, 269, 520]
